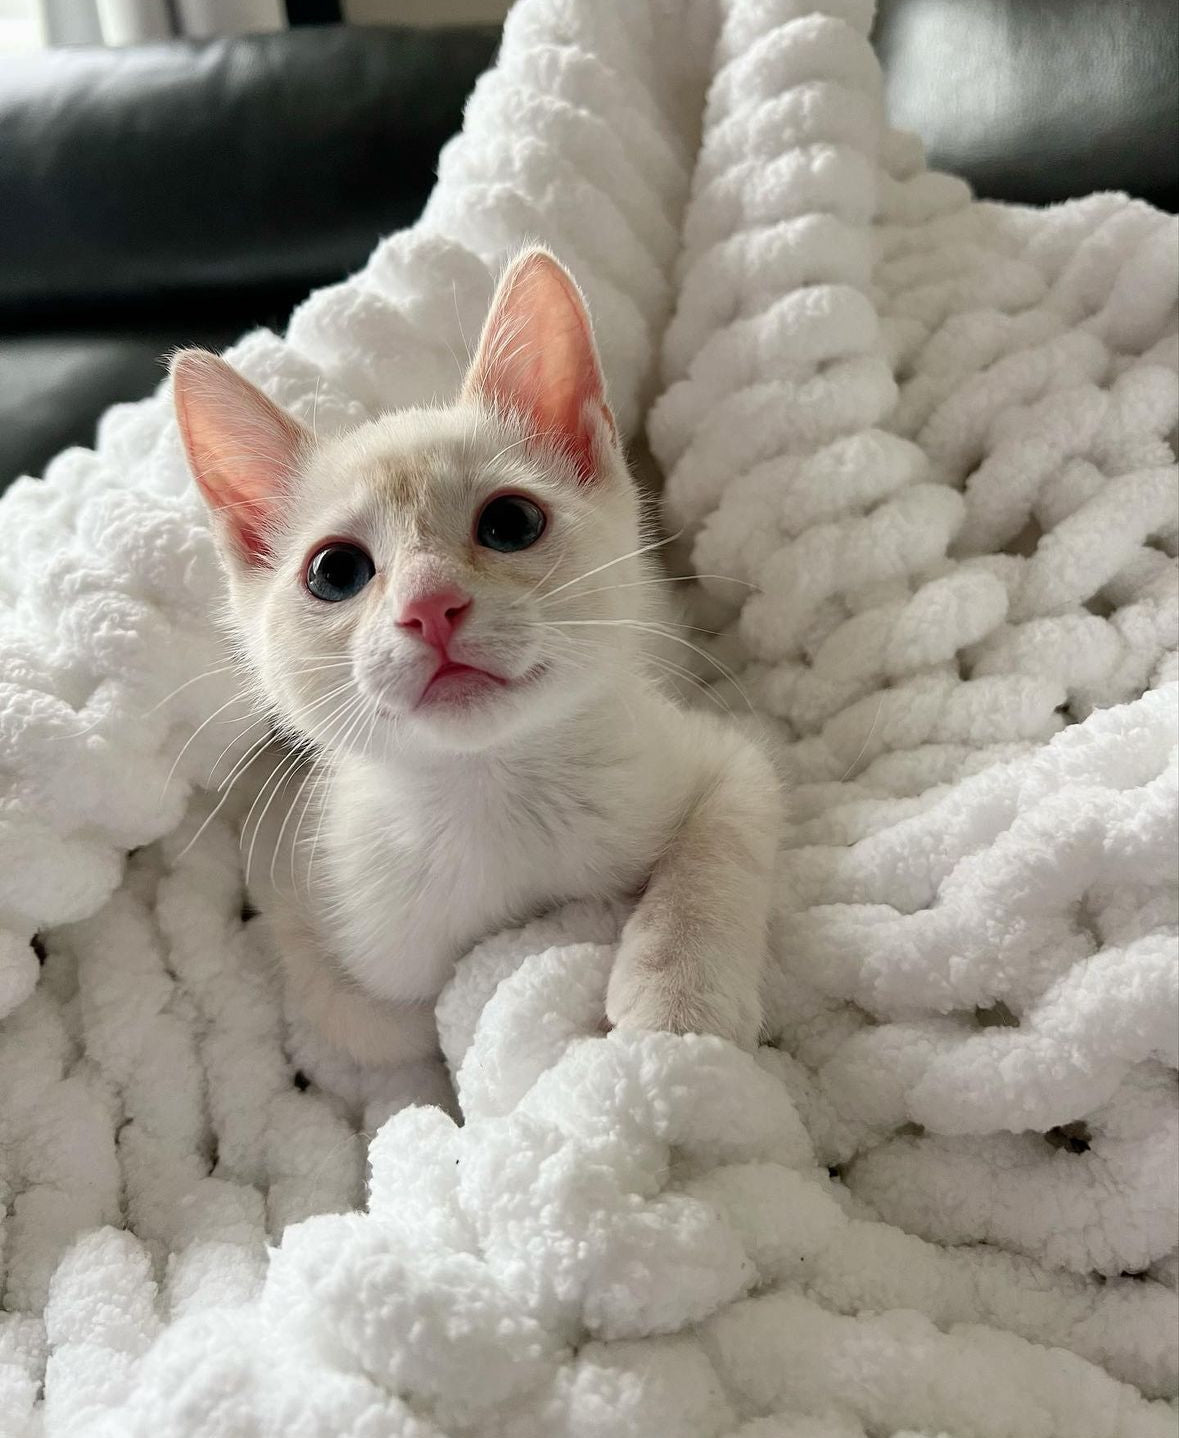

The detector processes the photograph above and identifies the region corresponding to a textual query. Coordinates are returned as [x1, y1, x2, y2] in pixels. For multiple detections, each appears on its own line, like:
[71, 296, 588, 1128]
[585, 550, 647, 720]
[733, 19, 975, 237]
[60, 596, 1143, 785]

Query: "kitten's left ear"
[464, 249, 617, 484]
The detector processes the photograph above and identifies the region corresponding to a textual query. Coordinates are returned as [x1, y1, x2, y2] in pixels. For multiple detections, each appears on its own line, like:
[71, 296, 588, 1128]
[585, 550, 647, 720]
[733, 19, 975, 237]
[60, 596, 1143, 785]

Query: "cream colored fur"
[173, 251, 780, 1067]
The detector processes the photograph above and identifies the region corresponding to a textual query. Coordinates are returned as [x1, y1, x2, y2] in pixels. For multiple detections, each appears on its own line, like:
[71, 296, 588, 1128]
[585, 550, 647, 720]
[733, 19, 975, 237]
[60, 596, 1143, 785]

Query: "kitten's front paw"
[605, 930, 762, 1051]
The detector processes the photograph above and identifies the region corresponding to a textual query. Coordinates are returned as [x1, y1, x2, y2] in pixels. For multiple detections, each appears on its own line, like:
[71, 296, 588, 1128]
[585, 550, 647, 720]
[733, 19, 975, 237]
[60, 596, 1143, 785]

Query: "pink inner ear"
[466, 252, 613, 483]
[172, 350, 307, 563]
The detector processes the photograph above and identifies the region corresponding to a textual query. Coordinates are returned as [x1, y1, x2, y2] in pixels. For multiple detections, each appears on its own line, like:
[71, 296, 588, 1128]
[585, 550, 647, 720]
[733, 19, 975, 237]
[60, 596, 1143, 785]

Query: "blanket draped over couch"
[0, 1, 1176, 1433]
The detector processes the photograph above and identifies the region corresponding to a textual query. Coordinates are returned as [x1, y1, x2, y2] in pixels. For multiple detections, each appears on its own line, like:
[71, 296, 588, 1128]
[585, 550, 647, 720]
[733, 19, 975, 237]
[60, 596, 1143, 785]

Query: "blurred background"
[0, 2, 510, 50]
[0, 0, 1175, 494]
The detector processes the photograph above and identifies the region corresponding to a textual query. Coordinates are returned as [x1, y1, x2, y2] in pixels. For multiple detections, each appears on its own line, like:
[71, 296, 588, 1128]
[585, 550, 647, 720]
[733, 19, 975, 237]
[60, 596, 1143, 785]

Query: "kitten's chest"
[321, 756, 640, 1003]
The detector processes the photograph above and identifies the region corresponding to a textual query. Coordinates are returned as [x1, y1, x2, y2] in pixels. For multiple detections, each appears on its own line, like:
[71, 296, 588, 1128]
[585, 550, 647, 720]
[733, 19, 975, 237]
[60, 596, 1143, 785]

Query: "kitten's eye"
[475, 495, 546, 553]
[305, 543, 375, 602]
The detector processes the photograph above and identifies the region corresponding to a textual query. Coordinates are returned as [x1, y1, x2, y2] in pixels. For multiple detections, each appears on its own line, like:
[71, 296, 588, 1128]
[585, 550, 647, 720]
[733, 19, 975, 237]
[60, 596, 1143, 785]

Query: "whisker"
[304, 699, 375, 895]
[532, 618, 755, 714]
[290, 754, 329, 893]
[210, 720, 277, 793]
[162, 688, 255, 798]
[539, 573, 757, 607]
[172, 741, 274, 864]
[451, 279, 474, 371]
[286, 675, 365, 733]
[238, 670, 366, 888]
[510, 544, 568, 608]
[268, 694, 359, 888]
[242, 742, 313, 891]
[310, 375, 323, 442]
[52, 661, 242, 742]
[640, 650, 734, 714]
[482, 432, 538, 470]
[145, 663, 243, 716]
[837, 690, 886, 783]
[159, 656, 357, 793]
[534, 529, 685, 604]
[531, 617, 727, 638]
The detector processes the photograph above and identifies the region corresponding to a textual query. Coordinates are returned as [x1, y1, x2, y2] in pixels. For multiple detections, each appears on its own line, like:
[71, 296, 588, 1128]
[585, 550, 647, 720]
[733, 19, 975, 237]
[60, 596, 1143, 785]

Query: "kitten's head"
[173, 249, 650, 756]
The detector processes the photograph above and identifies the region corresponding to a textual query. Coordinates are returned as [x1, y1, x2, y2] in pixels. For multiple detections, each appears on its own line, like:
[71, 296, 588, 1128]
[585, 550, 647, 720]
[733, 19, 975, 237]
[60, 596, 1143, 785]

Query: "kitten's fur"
[172, 249, 779, 1067]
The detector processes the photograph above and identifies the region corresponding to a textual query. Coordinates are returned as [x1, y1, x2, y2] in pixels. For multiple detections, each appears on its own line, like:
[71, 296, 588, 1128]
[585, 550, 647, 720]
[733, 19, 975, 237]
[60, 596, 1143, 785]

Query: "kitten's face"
[231, 403, 643, 754]
[173, 249, 649, 757]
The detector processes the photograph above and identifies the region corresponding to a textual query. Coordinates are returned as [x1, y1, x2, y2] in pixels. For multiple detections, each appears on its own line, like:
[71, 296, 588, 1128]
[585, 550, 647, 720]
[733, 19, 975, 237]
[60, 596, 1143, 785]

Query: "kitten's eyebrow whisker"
[535, 529, 684, 604]
[483, 433, 539, 470]
[451, 279, 474, 368]
[481, 314, 531, 378]
[310, 376, 323, 441]
[205, 494, 276, 512]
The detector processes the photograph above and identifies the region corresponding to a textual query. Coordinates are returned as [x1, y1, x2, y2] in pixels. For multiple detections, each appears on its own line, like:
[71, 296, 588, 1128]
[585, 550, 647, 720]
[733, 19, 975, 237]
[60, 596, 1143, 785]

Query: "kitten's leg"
[264, 909, 440, 1069]
[607, 724, 780, 1049]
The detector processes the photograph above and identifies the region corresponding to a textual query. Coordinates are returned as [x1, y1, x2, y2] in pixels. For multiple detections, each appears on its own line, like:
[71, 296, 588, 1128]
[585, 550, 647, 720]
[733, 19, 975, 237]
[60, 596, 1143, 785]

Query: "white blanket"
[1, 1, 1176, 1433]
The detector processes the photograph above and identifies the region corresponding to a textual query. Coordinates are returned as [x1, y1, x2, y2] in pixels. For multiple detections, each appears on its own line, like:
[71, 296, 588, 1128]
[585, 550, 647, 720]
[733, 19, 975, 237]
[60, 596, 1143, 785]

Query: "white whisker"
[535, 528, 684, 604]
[532, 618, 755, 714]
[540, 572, 756, 607]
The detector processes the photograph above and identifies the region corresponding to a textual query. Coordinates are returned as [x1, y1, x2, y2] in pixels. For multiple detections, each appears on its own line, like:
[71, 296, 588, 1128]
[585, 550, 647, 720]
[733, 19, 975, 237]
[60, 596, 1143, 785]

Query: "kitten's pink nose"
[397, 587, 471, 653]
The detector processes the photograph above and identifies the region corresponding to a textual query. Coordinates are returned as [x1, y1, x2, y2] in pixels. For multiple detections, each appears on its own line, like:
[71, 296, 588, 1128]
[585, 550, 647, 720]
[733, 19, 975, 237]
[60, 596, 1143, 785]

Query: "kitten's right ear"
[171, 350, 309, 566]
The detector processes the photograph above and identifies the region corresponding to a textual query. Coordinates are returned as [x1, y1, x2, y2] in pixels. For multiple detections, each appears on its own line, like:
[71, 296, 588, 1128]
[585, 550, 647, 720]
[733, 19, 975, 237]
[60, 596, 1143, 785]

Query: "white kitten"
[172, 249, 779, 1068]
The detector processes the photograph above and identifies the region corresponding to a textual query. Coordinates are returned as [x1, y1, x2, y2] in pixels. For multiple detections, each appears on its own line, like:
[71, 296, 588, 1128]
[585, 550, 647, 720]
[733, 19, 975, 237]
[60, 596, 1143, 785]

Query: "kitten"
[171, 249, 779, 1068]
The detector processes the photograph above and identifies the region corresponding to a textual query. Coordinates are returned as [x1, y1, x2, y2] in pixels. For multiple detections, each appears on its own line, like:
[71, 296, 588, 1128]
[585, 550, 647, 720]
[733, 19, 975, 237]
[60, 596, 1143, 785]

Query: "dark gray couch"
[0, 2, 1175, 494]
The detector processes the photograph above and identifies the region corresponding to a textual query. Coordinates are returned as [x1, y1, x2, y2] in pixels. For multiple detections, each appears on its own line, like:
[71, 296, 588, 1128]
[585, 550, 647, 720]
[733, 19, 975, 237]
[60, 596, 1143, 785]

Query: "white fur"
[180, 259, 779, 1066]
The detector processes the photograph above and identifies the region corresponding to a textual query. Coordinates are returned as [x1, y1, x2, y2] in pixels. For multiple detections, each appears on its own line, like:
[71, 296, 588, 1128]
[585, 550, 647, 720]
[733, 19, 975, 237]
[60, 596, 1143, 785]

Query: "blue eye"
[476, 495, 546, 552]
[305, 543, 375, 602]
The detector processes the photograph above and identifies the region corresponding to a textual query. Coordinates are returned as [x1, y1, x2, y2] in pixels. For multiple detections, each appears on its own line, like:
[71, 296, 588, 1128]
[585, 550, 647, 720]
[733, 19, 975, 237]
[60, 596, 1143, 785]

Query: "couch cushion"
[0, 25, 501, 323]
[874, 0, 1178, 211]
[0, 330, 246, 485]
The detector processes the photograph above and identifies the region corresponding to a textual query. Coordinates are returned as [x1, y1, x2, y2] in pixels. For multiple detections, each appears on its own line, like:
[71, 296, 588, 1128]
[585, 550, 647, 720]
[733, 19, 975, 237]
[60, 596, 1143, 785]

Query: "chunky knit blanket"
[1, 1, 1176, 1434]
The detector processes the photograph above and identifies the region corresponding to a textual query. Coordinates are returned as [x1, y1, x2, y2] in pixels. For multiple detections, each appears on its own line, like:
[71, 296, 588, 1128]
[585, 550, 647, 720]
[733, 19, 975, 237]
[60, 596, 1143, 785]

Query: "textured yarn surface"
[0, 1, 1175, 1433]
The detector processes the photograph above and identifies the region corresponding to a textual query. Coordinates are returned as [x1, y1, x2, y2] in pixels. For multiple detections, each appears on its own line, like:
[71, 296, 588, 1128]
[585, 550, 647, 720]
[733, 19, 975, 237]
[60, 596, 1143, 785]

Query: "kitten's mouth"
[417, 660, 510, 707]
[414, 658, 547, 710]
